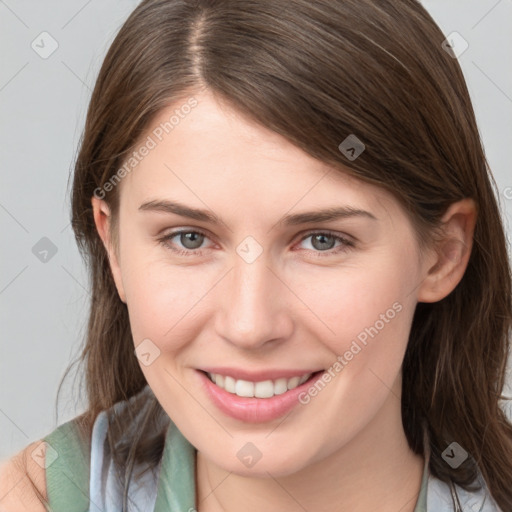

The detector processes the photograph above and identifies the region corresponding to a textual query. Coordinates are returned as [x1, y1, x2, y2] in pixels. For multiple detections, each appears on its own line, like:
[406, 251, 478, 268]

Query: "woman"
[1, 0, 511, 510]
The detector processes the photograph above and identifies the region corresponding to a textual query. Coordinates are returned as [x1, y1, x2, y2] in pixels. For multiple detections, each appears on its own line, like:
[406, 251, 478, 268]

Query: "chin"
[208, 444, 313, 478]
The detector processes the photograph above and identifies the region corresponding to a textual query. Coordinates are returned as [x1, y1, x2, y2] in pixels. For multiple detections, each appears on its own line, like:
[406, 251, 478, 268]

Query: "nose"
[214, 252, 294, 350]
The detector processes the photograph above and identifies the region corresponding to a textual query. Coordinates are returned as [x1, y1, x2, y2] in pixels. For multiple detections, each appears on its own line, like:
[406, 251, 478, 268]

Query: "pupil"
[313, 234, 334, 250]
[182, 232, 203, 249]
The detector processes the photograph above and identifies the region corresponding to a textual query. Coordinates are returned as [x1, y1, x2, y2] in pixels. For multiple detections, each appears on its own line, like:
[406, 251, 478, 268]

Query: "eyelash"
[157, 228, 355, 258]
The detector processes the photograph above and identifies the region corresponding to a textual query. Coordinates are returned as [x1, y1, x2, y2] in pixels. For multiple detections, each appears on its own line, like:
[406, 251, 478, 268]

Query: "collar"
[152, 420, 431, 512]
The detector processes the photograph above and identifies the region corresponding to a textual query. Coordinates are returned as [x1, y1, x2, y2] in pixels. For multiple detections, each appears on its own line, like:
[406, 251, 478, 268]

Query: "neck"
[196, 387, 425, 512]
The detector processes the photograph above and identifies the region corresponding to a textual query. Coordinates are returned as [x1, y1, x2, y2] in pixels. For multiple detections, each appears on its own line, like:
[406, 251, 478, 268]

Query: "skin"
[92, 89, 476, 512]
[0, 440, 48, 511]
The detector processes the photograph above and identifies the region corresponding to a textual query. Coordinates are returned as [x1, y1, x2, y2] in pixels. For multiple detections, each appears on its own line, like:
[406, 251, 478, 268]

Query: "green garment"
[43, 417, 428, 511]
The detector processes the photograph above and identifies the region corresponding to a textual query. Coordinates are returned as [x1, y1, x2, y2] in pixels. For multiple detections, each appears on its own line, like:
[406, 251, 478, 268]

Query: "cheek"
[120, 245, 218, 349]
[291, 252, 418, 406]
[292, 258, 412, 346]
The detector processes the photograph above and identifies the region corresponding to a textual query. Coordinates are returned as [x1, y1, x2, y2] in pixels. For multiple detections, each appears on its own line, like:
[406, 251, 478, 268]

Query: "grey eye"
[179, 231, 205, 249]
[309, 233, 337, 251]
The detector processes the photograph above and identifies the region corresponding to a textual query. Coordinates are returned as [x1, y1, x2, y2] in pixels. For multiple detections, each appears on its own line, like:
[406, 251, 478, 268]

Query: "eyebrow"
[138, 199, 377, 226]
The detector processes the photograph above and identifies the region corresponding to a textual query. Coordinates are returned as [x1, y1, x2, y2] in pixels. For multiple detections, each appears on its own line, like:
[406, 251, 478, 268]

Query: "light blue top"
[43, 384, 502, 512]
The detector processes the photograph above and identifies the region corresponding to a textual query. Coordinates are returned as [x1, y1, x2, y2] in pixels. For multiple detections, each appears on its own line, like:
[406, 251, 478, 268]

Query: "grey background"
[1, 0, 511, 461]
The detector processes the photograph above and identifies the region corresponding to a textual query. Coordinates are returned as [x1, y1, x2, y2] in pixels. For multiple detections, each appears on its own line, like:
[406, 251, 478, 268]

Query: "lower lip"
[197, 370, 323, 423]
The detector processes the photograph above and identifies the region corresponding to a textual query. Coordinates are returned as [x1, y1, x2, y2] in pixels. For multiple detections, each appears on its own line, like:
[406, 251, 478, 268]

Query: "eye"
[296, 230, 355, 257]
[157, 229, 213, 256]
[157, 228, 355, 258]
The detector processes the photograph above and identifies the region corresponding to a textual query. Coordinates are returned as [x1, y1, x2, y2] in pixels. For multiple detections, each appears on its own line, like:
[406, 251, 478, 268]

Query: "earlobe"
[91, 197, 127, 303]
[417, 198, 477, 303]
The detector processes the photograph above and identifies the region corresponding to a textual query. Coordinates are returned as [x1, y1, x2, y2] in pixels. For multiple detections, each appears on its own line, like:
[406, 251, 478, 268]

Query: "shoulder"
[0, 415, 94, 512]
[0, 440, 48, 512]
[43, 415, 92, 511]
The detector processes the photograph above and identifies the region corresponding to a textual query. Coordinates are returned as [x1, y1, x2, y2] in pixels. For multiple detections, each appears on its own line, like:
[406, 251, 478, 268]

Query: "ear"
[91, 197, 127, 303]
[417, 198, 477, 303]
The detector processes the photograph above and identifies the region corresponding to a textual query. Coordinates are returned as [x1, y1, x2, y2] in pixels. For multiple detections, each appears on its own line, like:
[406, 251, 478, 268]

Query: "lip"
[196, 369, 324, 423]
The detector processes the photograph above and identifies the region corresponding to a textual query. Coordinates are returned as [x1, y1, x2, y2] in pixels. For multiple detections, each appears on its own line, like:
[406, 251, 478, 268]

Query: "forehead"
[117, 91, 401, 224]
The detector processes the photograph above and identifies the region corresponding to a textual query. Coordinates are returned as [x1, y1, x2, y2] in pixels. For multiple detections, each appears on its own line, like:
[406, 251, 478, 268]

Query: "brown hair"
[32, 0, 512, 510]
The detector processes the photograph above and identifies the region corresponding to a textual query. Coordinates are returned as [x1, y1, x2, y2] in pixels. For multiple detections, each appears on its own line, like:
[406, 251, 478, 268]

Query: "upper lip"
[198, 367, 324, 382]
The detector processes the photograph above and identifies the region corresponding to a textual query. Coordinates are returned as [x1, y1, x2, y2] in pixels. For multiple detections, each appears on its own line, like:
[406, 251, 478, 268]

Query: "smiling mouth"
[204, 371, 323, 398]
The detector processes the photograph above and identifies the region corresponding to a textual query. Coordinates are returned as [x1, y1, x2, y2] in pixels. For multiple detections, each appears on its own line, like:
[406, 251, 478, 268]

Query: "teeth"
[255, 380, 274, 398]
[287, 376, 300, 389]
[274, 378, 288, 395]
[207, 372, 312, 398]
[235, 379, 254, 397]
[224, 376, 236, 393]
[298, 374, 309, 385]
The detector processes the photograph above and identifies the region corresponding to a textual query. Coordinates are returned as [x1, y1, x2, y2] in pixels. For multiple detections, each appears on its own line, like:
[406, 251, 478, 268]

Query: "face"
[96, 90, 434, 477]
